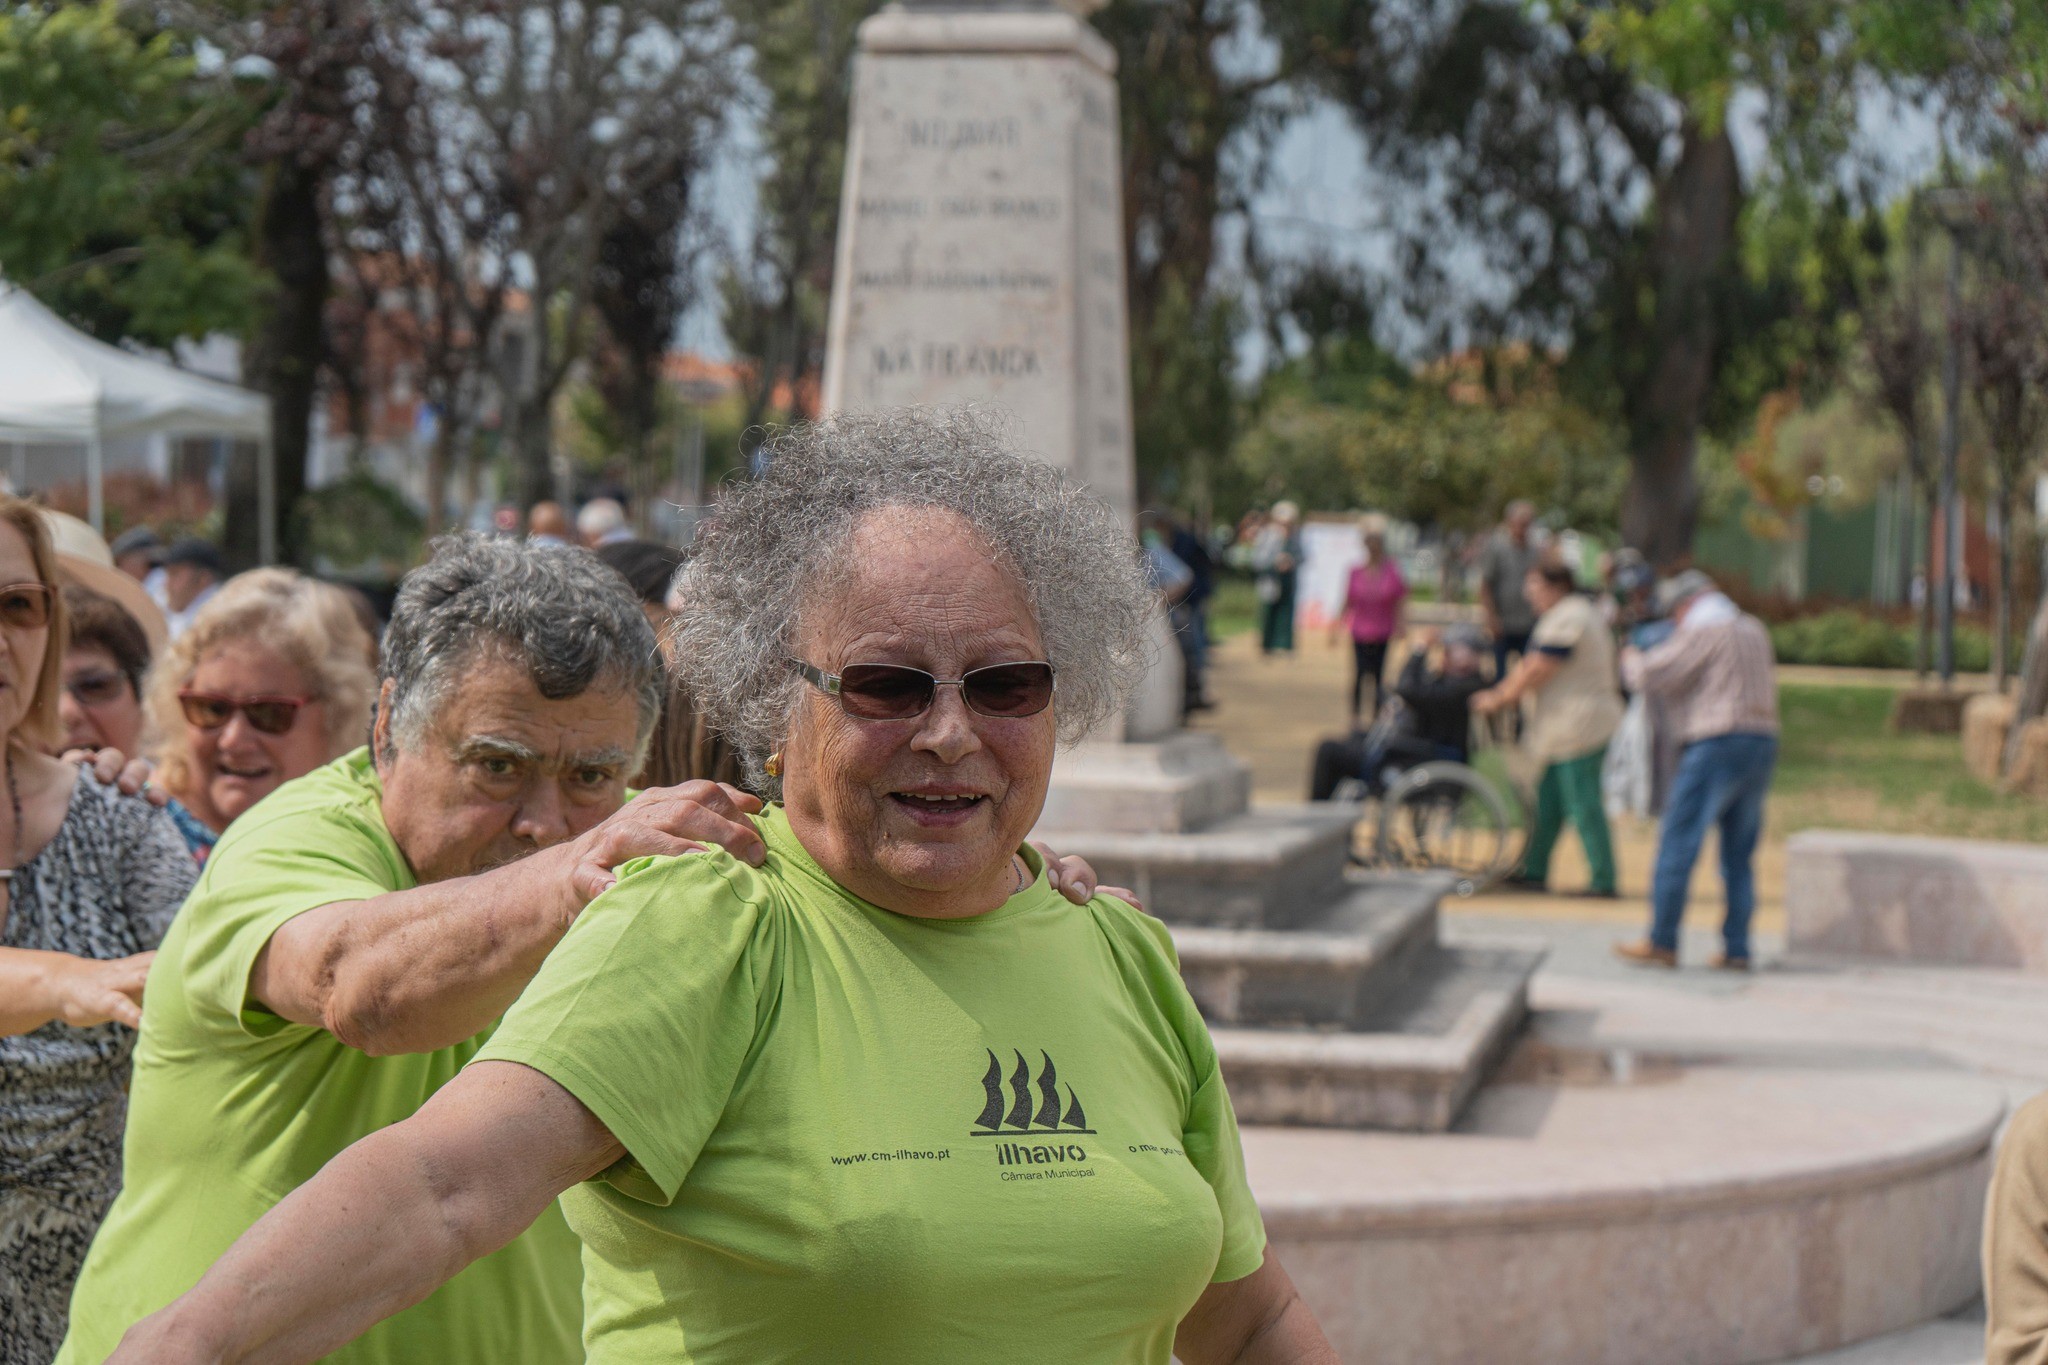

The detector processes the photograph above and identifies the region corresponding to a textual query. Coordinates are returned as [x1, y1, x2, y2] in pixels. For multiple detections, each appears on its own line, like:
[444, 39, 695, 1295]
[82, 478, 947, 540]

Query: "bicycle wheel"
[1374, 761, 1519, 895]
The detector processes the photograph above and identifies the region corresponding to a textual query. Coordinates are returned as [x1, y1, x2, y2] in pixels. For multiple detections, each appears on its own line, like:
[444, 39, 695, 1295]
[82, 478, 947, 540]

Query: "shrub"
[1769, 611, 1910, 668]
[1768, 609, 2011, 671]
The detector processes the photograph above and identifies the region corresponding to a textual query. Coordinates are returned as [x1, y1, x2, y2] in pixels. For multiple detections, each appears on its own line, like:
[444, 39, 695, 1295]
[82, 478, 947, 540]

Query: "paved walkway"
[1193, 630, 2024, 1363]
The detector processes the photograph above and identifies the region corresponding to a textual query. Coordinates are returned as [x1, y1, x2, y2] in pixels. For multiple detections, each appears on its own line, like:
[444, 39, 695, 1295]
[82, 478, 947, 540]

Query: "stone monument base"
[1038, 732, 1253, 836]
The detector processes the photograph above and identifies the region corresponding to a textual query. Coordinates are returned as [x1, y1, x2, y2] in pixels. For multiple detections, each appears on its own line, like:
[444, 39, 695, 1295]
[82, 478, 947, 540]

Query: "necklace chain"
[0, 751, 20, 888]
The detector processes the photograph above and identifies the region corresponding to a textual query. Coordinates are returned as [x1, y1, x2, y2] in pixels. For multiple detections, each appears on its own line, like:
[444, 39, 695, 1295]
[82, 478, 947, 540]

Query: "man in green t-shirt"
[56, 536, 775, 1365]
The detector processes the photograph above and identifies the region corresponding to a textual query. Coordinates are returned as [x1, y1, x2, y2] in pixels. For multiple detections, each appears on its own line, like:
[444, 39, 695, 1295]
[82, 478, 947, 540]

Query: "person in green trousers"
[1252, 501, 1302, 655]
[1473, 559, 1624, 896]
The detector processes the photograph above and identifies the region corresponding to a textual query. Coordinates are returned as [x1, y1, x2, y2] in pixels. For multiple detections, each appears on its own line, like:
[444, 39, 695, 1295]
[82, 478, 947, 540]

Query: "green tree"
[722, 0, 880, 443]
[1227, 345, 1625, 534]
[0, 2, 260, 347]
[1264, 0, 1923, 566]
[1092, 0, 1289, 513]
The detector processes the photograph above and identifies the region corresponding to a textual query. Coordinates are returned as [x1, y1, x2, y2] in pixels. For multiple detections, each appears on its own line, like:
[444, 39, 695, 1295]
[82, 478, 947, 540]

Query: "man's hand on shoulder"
[565, 781, 767, 905]
[1030, 842, 1142, 914]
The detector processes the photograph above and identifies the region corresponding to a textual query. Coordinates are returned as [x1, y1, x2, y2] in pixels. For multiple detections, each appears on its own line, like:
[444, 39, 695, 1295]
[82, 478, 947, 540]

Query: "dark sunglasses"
[64, 669, 134, 708]
[791, 659, 1055, 721]
[0, 581, 52, 630]
[178, 691, 313, 736]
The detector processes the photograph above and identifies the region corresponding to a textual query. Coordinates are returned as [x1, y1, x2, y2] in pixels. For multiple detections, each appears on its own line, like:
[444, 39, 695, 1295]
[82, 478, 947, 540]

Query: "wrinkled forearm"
[0, 948, 73, 1035]
[1496, 652, 1560, 706]
[1177, 1256, 1337, 1365]
[111, 1066, 592, 1365]
[116, 1126, 484, 1364]
[1232, 1297, 1340, 1365]
[257, 845, 582, 1056]
[1632, 632, 1711, 698]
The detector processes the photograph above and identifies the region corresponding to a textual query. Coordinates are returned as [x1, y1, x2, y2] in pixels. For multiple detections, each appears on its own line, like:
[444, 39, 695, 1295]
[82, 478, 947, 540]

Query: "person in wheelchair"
[1310, 625, 1489, 801]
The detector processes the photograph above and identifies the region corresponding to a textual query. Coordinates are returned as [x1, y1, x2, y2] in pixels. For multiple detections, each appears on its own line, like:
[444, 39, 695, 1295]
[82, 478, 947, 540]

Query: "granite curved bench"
[1788, 828, 2048, 971]
[1245, 1059, 2001, 1365]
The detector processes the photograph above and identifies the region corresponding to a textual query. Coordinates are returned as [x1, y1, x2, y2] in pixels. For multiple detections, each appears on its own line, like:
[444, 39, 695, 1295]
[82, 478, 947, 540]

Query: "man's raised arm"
[251, 783, 765, 1056]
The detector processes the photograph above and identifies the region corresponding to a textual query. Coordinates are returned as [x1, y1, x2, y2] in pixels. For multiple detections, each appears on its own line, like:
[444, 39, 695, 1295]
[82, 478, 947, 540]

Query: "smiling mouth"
[889, 791, 988, 821]
[216, 763, 273, 781]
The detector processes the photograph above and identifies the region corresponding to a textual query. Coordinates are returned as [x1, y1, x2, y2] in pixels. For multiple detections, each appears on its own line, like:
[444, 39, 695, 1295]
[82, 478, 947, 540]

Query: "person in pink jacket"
[1331, 515, 1407, 726]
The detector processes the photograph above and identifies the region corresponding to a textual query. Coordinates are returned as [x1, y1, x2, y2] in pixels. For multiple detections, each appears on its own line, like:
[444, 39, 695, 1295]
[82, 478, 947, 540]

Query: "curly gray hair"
[380, 533, 663, 760]
[672, 408, 1151, 786]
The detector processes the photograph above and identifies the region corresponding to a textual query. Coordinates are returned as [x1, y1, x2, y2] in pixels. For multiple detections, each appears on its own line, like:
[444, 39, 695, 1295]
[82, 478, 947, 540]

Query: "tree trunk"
[1895, 466, 1915, 607]
[235, 160, 329, 569]
[508, 389, 554, 511]
[1917, 483, 1936, 679]
[1618, 121, 1743, 570]
[2006, 587, 2048, 772]
[1996, 484, 2015, 692]
[426, 420, 461, 537]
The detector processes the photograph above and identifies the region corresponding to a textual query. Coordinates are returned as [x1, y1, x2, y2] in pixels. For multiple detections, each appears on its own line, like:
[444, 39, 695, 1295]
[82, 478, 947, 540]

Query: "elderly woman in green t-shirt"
[110, 410, 1336, 1365]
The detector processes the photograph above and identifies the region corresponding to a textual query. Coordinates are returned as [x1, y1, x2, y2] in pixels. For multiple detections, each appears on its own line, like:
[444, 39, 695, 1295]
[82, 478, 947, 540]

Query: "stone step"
[1172, 876, 1449, 1029]
[1212, 942, 1547, 1133]
[1035, 803, 1359, 928]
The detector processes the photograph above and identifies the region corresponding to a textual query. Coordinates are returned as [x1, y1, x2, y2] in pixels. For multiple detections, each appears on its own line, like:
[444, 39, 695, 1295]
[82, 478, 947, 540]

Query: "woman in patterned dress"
[0, 497, 199, 1363]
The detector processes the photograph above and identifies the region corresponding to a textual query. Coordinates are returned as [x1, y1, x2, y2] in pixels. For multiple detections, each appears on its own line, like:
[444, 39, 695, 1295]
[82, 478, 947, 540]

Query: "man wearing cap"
[108, 526, 165, 585]
[159, 538, 224, 640]
[1309, 626, 1487, 800]
[1613, 570, 1779, 970]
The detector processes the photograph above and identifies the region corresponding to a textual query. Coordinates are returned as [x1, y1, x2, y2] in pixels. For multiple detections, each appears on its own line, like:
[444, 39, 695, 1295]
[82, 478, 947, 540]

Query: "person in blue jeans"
[1613, 571, 1780, 970]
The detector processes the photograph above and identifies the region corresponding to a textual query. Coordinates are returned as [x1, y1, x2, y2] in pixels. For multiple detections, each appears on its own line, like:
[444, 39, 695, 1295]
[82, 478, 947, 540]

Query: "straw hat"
[38, 511, 170, 655]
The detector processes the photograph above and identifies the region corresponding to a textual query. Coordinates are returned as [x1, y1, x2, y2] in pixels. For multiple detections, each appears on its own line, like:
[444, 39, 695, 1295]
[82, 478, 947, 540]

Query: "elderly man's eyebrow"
[563, 746, 634, 772]
[452, 735, 544, 765]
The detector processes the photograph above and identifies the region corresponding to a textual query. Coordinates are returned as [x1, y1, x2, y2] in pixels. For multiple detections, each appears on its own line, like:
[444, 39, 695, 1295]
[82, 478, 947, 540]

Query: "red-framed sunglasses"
[177, 691, 314, 736]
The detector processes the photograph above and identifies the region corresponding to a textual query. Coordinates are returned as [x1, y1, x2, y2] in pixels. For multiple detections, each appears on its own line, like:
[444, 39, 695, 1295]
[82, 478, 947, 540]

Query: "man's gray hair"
[380, 533, 663, 758]
[671, 407, 1152, 784]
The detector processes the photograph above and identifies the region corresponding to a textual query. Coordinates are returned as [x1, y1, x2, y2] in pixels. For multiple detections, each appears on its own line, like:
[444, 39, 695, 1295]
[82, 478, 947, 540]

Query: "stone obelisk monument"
[821, 0, 1249, 832]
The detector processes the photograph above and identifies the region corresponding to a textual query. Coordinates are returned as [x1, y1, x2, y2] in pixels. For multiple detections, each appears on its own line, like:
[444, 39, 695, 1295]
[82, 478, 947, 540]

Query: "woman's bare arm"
[1176, 1251, 1338, 1365]
[107, 1062, 621, 1365]
[0, 947, 154, 1034]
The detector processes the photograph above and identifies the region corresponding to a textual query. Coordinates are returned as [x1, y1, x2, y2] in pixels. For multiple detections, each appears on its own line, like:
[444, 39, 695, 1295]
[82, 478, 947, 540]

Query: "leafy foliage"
[720, 0, 879, 438]
[1227, 347, 1626, 532]
[296, 467, 426, 575]
[0, 2, 261, 346]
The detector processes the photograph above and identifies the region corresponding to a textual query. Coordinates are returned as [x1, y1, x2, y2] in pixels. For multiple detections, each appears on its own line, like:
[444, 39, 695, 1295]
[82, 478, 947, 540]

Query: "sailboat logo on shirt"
[968, 1049, 1095, 1137]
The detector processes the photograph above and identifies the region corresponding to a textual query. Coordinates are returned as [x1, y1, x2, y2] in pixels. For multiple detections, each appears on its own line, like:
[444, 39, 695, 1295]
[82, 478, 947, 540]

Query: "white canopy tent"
[0, 282, 275, 560]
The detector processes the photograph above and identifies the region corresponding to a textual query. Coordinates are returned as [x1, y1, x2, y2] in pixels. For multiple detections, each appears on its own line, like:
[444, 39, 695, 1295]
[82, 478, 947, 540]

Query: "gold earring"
[764, 751, 782, 778]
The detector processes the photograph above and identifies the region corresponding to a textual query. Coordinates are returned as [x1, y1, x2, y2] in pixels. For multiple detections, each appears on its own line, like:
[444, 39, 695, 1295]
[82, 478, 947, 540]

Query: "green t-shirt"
[478, 804, 1265, 1364]
[58, 749, 583, 1365]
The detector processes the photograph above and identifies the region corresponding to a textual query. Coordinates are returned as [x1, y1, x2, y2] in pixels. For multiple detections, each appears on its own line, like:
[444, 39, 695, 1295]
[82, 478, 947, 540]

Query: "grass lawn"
[1774, 683, 2048, 844]
[1209, 576, 1261, 641]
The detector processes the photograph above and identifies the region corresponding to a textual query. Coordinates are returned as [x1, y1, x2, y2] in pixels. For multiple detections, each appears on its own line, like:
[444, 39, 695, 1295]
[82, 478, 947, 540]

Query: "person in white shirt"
[159, 538, 224, 642]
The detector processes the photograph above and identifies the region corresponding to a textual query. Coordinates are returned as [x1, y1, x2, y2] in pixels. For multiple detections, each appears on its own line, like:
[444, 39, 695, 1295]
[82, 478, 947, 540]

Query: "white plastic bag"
[1603, 694, 1653, 819]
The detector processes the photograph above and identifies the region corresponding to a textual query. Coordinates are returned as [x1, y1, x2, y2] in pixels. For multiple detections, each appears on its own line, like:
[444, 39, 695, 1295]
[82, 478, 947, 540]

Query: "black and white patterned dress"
[0, 777, 198, 1364]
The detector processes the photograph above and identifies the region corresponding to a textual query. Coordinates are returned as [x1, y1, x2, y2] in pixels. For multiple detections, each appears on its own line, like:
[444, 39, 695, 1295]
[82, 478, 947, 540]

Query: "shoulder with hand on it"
[1081, 886, 1178, 962]
[581, 839, 786, 958]
[603, 837, 774, 909]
